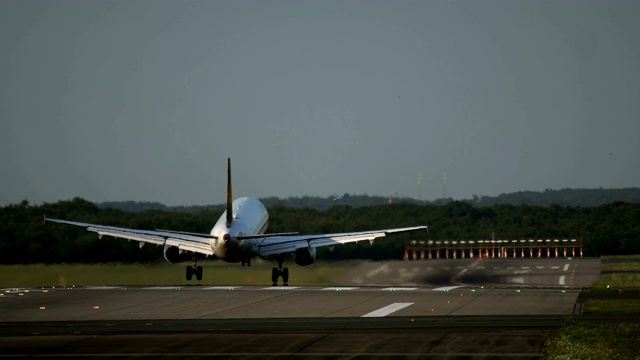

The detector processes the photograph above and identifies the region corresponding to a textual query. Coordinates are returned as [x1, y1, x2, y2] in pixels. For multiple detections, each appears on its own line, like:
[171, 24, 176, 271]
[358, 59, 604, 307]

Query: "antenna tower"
[443, 172, 447, 199]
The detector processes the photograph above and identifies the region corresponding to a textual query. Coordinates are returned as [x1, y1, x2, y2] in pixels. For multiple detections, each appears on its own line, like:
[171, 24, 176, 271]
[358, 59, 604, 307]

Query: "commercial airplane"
[46, 158, 427, 285]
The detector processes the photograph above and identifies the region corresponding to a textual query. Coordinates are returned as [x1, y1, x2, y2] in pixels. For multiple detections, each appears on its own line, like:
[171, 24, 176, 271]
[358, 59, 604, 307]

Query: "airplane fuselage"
[209, 196, 268, 262]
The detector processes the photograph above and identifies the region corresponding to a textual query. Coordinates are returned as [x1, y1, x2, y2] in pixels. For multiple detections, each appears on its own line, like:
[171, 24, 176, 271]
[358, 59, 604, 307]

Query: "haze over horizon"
[2, 0, 639, 207]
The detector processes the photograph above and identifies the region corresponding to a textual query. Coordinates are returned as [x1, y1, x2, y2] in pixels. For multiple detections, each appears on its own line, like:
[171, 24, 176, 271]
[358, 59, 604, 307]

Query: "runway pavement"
[0, 258, 603, 358]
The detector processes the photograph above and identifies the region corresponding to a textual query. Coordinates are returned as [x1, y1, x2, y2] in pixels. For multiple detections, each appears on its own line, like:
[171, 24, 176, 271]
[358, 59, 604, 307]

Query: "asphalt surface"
[0, 258, 609, 359]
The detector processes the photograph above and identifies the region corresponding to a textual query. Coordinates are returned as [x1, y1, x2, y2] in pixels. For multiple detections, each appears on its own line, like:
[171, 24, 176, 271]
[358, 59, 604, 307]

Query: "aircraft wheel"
[282, 267, 289, 285]
[186, 266, 193, 281]
[196, 266, 203, 281]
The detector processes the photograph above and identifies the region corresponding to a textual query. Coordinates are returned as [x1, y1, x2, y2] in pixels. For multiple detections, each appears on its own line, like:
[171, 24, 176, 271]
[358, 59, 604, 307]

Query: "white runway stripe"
[433, 286, 463, 292]
[86, 286, 123, 290]
[361, 302, 413, 317]
[321, 287, 358, 291]
[559, 276, 566, 285]
[204, 286, 241, 290]
[141, 287, 182, 290]
[563, 264, 570, 271]
[382, 287, 417, 291]
[261, 287, 300, 290]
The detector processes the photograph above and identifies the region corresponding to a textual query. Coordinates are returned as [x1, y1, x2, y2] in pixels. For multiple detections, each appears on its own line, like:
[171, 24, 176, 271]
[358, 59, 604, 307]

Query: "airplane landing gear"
[186, 256, 203, 281]
[271, 254, 289, 286]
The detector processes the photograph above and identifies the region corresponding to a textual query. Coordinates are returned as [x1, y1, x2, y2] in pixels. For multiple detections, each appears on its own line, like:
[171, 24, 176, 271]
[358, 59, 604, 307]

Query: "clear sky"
[1, 0, 639, 206]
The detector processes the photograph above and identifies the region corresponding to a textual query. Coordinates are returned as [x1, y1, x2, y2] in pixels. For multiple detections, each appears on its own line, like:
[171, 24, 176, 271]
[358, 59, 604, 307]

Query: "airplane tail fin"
[226, 157, 233, 227]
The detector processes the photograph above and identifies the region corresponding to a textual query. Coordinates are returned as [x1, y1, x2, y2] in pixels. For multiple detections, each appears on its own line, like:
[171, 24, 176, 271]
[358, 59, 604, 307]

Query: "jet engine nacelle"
[294, 247, 316, 266]
[163, 245, 190, 264]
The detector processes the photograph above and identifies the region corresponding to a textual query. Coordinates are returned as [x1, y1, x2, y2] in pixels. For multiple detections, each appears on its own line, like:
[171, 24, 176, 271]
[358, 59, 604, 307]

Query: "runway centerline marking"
[361, 302, 413, 317]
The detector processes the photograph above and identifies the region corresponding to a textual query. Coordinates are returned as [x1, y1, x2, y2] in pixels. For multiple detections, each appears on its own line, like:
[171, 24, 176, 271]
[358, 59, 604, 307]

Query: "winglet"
[226, 157, 233, 227]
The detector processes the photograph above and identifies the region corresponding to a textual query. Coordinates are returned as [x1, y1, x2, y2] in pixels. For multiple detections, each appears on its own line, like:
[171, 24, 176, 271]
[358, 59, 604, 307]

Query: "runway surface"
[0, 258, 605, 358]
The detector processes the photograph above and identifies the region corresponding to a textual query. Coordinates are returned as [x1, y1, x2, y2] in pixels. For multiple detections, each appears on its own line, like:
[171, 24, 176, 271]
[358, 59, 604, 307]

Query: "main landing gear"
[271, 254, 289, 286]
[186, 256, 203, 281]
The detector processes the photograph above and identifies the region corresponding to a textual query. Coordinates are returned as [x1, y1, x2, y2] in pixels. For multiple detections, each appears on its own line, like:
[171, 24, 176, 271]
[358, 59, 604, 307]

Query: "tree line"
[0, 197, 638, 264]
[96, 187, 640, 212]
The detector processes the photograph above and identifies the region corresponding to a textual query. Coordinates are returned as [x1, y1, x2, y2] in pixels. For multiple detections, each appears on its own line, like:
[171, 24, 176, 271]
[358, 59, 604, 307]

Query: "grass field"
[544, 255, 640, 359]
[0, 259, 357, 288]
[584, 255, 640, 314]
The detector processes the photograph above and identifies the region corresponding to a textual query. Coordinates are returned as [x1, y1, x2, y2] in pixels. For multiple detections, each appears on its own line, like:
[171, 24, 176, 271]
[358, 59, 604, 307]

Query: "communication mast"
[443, 172, 447, 199]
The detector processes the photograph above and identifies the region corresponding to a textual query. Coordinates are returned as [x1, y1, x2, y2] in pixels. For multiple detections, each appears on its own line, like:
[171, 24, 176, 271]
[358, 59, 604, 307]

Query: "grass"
[543, 322, 640, 360]
[0, 259, 358, 288]
[583, 255, 640, 314]
[544, 255, 640, 359]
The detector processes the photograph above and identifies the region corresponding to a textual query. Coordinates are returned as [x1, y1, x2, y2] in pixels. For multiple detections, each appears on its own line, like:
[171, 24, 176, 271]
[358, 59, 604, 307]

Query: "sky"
[1, 0, 639, 206]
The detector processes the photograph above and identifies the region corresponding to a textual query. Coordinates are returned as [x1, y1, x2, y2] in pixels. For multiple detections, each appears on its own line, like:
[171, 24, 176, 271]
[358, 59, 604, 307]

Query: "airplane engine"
[294, 247, 316, 266]
[163, 245, 190, 264]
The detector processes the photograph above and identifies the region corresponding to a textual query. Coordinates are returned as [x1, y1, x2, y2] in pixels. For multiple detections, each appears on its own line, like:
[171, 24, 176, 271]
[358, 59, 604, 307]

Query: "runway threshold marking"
[559, 276, 566, 285]
[563, 263, 570, 271]
[361, 302, 413, 317]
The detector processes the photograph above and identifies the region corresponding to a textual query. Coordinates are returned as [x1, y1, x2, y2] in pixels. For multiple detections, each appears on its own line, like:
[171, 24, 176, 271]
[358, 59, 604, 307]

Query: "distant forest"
[1, 187, 639, 264]
[97, 187, 640, 212]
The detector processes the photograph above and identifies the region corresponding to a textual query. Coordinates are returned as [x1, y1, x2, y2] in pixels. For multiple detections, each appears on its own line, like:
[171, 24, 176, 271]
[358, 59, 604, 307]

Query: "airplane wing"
[255, 225, 427, 257]
[45, 218, 214, 256]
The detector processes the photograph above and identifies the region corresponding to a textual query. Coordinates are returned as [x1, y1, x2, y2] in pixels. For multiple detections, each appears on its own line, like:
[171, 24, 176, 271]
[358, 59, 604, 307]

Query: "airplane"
[46, 158, 428, 286]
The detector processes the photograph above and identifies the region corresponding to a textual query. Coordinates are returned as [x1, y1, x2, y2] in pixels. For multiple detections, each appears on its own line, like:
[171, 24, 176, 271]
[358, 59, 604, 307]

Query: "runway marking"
[433, 286, 463, 292]
[321, 287, 357, 291]
[559, 276, 566, 285]
[382, 287, 417, 291]
[563, 264, 570, 271]
[261, 287, 300, 290]
[204, 286, 241, 290]
[361, 302, 413, 317]
[551, 266, 560, 269]
[521, 266, 530, 269]
[141, 287, 182, 290]
[86, 286, 123, 290]
[536, 266, 544, 269]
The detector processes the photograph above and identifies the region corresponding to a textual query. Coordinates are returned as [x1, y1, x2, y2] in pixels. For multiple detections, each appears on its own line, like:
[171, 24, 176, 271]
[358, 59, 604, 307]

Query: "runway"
[0, 258, 605, 358]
